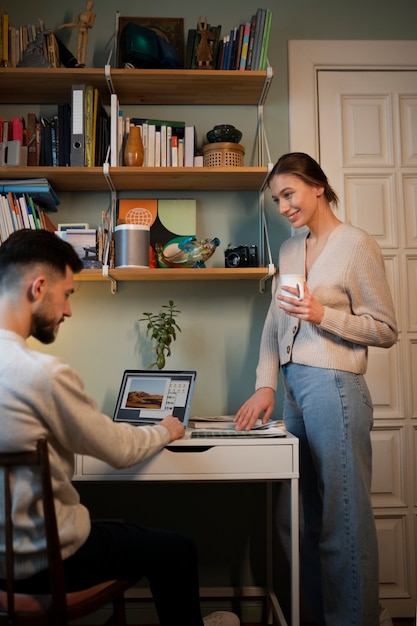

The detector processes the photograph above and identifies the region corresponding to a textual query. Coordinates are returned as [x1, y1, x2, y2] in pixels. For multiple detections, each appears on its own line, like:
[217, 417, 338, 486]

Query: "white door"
[288, 41, 417, 618]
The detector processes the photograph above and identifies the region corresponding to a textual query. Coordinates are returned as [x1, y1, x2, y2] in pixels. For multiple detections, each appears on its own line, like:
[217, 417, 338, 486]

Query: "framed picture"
[117, 16, 184, 68]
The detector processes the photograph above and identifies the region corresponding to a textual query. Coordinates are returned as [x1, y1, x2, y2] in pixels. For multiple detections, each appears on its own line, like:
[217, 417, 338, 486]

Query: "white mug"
[280, 274, 305, 300]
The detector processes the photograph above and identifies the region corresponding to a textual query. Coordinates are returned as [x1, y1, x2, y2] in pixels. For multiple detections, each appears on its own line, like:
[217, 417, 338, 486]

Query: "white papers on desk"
[188, 416, 286, 436]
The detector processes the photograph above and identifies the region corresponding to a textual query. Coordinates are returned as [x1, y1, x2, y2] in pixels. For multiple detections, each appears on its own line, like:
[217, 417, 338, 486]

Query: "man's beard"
[31, 301, 62, 344]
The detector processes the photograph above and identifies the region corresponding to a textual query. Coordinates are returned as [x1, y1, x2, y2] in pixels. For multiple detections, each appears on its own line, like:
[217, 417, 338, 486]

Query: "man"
[0, 229, 239, 626]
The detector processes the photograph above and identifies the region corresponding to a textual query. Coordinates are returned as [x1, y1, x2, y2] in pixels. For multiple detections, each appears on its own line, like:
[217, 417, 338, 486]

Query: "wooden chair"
[0, 439, 137, 625]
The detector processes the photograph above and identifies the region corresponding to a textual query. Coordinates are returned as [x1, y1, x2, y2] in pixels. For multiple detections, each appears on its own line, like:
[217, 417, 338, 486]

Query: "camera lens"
[225, 251, 242, 267]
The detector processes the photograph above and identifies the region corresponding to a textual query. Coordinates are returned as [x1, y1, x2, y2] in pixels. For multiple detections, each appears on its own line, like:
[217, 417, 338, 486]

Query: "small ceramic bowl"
[206, 124, 243, 144]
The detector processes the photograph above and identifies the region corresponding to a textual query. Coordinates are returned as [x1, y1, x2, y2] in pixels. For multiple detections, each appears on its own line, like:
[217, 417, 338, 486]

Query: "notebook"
[190, 424, 286, 438]
[113, 369, 197, 427]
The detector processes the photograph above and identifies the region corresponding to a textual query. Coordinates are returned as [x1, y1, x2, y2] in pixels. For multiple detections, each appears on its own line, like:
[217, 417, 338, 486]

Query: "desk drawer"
[75, 441, 298, 481]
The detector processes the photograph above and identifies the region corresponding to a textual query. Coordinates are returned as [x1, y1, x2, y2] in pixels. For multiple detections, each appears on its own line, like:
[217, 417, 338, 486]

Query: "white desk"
[74, 433, 299, 626]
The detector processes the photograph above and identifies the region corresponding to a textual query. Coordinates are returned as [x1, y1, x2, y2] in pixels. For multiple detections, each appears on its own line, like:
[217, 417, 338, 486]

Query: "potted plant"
[140, 300, 181, 369]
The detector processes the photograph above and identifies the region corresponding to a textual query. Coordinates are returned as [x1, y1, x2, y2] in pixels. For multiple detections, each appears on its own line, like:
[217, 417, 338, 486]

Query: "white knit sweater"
[256, 223, 398, 391]
[0, 330, 170, 579]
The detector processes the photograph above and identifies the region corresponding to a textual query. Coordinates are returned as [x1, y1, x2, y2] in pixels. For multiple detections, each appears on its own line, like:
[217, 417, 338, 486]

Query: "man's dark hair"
[0, 229, 84, 286]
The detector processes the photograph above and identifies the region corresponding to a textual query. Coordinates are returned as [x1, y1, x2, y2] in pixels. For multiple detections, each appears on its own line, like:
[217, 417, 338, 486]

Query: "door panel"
[317, 69, 417, 616]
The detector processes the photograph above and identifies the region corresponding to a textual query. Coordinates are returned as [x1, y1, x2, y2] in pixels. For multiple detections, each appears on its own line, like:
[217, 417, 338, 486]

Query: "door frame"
[288, 40, 417, 155]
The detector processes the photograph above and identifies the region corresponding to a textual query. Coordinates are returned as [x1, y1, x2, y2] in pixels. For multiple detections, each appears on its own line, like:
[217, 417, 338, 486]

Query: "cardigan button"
[286, 345, 291, 354]
[292, 326, 297, 334]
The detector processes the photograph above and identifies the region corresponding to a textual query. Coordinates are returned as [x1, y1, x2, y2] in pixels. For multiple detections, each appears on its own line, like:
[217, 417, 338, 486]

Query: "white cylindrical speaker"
[114, 224, 150, 268]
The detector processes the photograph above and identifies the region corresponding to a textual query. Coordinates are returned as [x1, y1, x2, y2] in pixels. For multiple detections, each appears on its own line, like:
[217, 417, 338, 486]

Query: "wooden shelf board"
[0, 68, 273, 105]
[0, 68, 108, 104]
[0, 167, 268, 191]
[109, 69, 273, 105]
[75, 267, 275, 282]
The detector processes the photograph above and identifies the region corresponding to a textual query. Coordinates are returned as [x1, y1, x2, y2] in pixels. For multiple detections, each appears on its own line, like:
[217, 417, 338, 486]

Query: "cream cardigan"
[255, 223, 398, 391]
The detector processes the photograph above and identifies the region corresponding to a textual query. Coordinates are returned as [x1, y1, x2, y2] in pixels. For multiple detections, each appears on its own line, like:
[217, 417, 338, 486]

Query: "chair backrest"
[0, 439, 68, 624]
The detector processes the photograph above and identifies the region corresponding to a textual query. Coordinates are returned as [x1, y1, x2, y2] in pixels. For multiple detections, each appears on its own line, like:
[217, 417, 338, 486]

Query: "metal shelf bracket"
[259, 263, 275, 293]
[102, 264, 117, 294]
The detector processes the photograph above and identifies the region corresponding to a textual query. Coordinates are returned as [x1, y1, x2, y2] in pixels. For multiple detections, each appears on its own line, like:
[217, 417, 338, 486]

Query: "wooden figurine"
[196, 17, 215, 69]
[58, 0, 96, 67]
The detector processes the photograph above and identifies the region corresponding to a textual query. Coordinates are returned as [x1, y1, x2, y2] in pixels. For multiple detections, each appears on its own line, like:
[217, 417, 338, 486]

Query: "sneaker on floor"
[203, 611, 240, 626]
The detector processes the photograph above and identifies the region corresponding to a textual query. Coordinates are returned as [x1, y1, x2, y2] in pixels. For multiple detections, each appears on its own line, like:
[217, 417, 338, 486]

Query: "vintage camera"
[224, 244, 259, 268]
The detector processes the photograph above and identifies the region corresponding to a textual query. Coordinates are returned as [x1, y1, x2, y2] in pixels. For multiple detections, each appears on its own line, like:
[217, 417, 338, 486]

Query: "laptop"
[113, 369, 197, 427]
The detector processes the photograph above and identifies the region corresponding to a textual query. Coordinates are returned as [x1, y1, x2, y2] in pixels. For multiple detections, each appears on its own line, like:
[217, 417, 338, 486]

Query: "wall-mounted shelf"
[76, 265, 276, 295]
[0, 67, 274, 288]
[0, 166, 269, 192]
[76, 266, 274, 282]
[0, 68, 272, 106]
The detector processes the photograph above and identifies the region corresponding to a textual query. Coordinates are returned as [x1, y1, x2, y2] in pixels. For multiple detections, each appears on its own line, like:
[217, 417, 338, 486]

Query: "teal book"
[251, 8, 266, 71]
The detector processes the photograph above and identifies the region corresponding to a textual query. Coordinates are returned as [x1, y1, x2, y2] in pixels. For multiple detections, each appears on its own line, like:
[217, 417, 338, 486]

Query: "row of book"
[184, 8, 272, 71]
[1, 86, 110, 168]
[111, 97, 199, 168]
[70, 84, 110, 167]
[0, 186, 58, 243]
[0, 10, 58, 68]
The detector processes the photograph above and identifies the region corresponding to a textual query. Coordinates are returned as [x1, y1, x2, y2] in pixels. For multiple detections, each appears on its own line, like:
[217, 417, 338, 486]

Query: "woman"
[235, 153, 398, 625]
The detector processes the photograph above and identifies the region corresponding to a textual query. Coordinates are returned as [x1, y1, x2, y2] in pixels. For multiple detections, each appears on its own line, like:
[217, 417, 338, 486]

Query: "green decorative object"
[140, 300, 181, 369]
[206, 124, 243, 144]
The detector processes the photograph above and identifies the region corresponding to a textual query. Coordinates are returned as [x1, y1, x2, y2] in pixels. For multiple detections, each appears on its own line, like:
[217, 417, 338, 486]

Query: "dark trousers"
[4, 521, 205, 626]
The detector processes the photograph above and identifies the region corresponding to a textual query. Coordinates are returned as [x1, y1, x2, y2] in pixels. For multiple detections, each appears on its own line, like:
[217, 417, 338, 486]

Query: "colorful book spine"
[239, 22, 251, 70]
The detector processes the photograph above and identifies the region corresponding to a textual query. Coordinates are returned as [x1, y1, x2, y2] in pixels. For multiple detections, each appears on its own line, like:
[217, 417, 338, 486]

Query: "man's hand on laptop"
[160, 415, 185, 441]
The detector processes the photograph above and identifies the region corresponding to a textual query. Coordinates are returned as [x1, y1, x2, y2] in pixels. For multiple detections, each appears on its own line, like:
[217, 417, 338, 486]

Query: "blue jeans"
[281, 363, 379, 626]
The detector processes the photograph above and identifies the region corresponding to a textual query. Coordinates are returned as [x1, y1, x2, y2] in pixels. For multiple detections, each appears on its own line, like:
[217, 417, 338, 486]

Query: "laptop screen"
[112, 370, 197, 427]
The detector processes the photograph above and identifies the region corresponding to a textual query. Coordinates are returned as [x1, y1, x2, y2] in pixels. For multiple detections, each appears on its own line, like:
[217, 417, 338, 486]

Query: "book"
[0, 178, 60, 212]
[210, 24, 222, 69]
[160, 124, 167, 167]
[177, 138, 184, 167]
[26, 113, 39, 166]
[232, 24, 245, 71]
[0, 9, 9, 67]
[57, 103, 71, 167]
[184, 126, 196, 167]
[94, 94, 109, 167]
[110, 93, 119, 167]
[239, 22, 251, 70]
[259, 9, 272, 71]
[184, 28, 196, 69]
[251, 8, 267, 71]
[12, 116, 23, 144]
[245, 14, 257, 71]
[188, 416, 263, 430]
[147, 123, 156, 167]
[171, 135, 178, 167]
[221, 34, 230, 70]
[84, 85, 94, 167]
[40, 117, 53, 167]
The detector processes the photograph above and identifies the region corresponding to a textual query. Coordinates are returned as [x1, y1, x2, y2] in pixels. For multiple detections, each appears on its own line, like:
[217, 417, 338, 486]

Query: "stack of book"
[0, 178, 59, 243]
[0, 87, 110, 168]
[110, 108, 197, 168]
[184, 8, 272, 71]
[0, 10, 58, 68]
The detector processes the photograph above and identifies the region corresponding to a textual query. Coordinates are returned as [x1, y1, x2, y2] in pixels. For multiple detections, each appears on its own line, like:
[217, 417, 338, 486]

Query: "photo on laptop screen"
[113, 370, 197, 427]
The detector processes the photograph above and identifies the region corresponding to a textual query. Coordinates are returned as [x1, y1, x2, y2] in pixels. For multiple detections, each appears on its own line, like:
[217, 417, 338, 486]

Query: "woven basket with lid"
[202, 142, 245, 167]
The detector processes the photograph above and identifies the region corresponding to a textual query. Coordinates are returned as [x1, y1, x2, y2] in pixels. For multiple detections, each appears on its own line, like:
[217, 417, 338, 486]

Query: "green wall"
[5, 0, 416, 621]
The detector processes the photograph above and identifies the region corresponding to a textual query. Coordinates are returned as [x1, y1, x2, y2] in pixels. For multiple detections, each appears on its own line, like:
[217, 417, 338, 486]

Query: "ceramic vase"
[124, 125, 144, 166]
